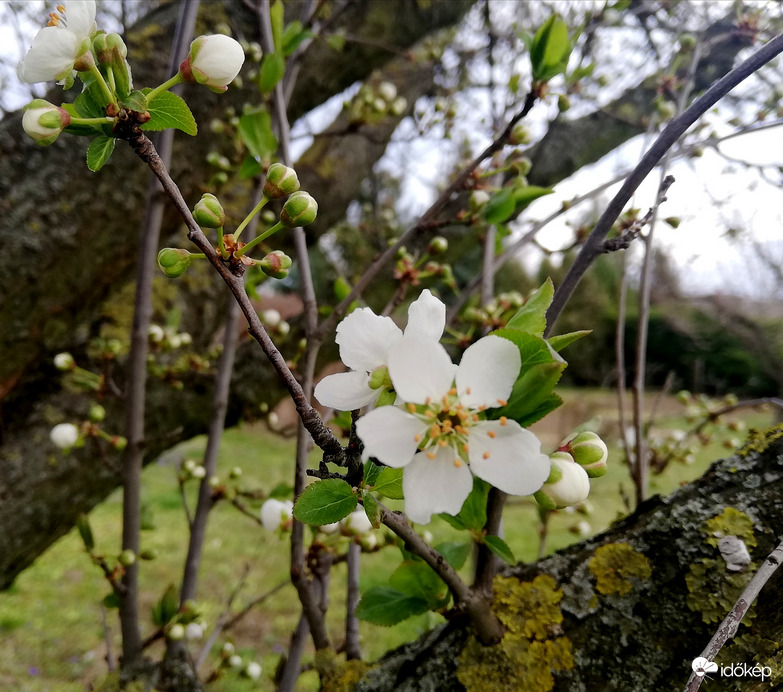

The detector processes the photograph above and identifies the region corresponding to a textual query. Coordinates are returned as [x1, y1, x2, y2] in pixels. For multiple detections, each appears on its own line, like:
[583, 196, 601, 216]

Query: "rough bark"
[347, 428, 783, 692]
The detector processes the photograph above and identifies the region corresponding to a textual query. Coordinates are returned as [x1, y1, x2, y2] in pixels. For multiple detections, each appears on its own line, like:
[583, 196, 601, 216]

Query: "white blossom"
[179, 34, 245, 93]
[356, 334, 550, 524]
[244, 661, 262, 680]
[50, 422, 79, 449]
[185, 622, 204, 640]
[260, 498, 293, 532]
[535, 452, 591, 509]
[22, 100, 70, 145]
[17, 1, 96, 85]
[314, 289, 445, 411]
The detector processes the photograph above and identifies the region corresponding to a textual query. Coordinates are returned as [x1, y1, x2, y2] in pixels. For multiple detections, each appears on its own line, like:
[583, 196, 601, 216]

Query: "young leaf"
[363, 459, 383, 487]
[121, 89, 148, 114]
[293, 478, 357, 525]
[282, 21, 314, 56]
[76, 514, 94, 552]
[238, 109, 278, 160]
[269, 0, 285, 52]
[257, 52, 286, 94]
[435, 541, 471, 570]
[548, 329, 592, 352]
[362, 492, 381, 528]
[372, 467, 404, 500]
[501, 360, 566, 423]
[325, 33, 346, 52]
[530, 14, 571, 82]
[515, 392, 564, 428]
[152, 583, 179, 627]
[239, 155, 263, 180]
[389, 561, 448, 607]
[505, 279, 555, 335]
[512, 185, 554, 212]
[484, 535, 516, 565]
[482, 188, 515, 225]
[86, 135, 115, 172]
[141, 90, 197, 136]
[103, 592, 121, 609]
[269, 481, 294, 500]
[443, 477, 489, 532]
[355, 586, 429, 626]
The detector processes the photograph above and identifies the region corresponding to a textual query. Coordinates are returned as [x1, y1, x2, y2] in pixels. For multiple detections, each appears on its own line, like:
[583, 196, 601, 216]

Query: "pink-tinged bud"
[568, 431, 608, 478]
[259, 250, 292, 279]
[157, 248, 193, 278]
[179, 34, 245, 93]
[280, 191, 318, 227]
[22, 99, 70, 145]
[534, 451, 590, 510]
[192, 193, 225, 228]
[263, 163, 300, 199]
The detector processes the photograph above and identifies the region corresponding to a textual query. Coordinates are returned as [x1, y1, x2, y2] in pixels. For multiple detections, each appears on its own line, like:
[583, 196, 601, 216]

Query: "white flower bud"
[179, 34, 245, 93]
[377, 81, 397, 102]
[50, 423, 79, 449]
[191, 465, 206, 480]
[359, 532, 378, 550]
[261, 309, 282, 327]
[229, 654, 243, 668]
[342, 509, 373, 536]
[534, 451, 590, 510]
[318, 522, 340, 534]
[54, 352, 75, 370]
[244, 662, 262, 680]
[167, 623, 185, 640]
[148, 324, 164, 342]
[185, 622, 204, 640]
[22, 100, 70, 145]
[222, 642, 235, 654]
[260, 498, 293, 532]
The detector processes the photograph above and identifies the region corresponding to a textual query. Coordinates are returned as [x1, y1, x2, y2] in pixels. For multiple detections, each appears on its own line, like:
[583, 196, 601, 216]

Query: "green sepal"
[293, 478, 357, 525]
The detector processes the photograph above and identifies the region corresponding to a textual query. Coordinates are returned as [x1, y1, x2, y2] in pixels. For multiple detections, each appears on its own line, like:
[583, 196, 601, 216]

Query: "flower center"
[407, 388, 478, 467]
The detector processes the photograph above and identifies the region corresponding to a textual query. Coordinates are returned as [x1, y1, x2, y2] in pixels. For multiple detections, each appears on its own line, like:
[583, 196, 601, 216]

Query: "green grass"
[0, 390, 775, 691]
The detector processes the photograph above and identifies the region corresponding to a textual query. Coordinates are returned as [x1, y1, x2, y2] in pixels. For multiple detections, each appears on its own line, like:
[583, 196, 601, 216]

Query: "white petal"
[387, 336, 454, 404]
[17, 28, 79, 83]
[456, 335, 520, 409]
[402, 448, 473, 524]
[335, 308, 402, 372]
[355, 407, 425, 468]
[63, 1, 97, 36]
[193, 34, 245, 87]
[468, 421, 550, 496]
[405, 289, 445, 342]
[313, 371, 377, 411]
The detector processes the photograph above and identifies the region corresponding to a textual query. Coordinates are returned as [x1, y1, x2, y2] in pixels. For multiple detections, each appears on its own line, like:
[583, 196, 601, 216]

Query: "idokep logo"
[691, 657, 771, 682]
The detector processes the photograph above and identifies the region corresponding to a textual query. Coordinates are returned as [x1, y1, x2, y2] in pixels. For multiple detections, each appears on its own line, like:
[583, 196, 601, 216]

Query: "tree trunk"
[346, 428, 783, 692]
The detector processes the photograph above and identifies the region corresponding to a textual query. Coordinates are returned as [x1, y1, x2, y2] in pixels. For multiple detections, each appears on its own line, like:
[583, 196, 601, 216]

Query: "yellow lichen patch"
[588, 543, 652, 596]
[320, 659, 374, 692]
[457, 575, 573, 692]
[702, 507, 757, 550]
[738, 425, 783, 457]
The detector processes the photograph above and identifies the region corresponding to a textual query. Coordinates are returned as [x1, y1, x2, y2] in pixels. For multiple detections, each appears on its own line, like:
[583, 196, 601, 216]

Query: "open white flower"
[314, 289, 445, 411]
[356, 334, 550, 524]
[17, 1, 96, 85]
[179, 34, 245, 93]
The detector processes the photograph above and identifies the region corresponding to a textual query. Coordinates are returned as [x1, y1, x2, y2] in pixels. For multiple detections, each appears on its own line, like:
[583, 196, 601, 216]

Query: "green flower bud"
[557, 94, 571, 113]
[229, 466, 243, 479]
[534, 451, 590, 509]
[511, 156, 532, 177]
[118, 549, 136, 566]
[111, 436, 128, 452]
[140, 549, 158, 560]
[259, 250, 292, 279]
[157, 248, 193, 278]
[568, 432, 608, 478]
[679, 34, 697, 51]
[89, 403, 106, 422]
[427, 236, 449, 255]
[390, 96, 408, 116]
[167, 623, 185, 641]
[264, 162, 300, 199]
[193, 193, 225, 228]
[508, 123, 531, 146]
[281, 191, 318, 227]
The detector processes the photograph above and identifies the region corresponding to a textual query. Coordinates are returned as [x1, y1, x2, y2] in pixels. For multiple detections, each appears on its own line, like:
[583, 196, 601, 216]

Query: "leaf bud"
[558, 94, 571, 112]
[259, 250, 293, 279]
[193, 193, 225, 228]
[281, 191, 318, 227]
[157, 248, 193, 278]
[568, 432, 608, 478]
[534, 451, 590, 509]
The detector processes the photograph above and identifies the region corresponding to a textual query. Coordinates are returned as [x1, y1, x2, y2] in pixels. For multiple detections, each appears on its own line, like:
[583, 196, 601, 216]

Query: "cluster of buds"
[344, 80, 408, 124]
[392, 238, 456, 292]
[147, 324, 193, 350]
[338, 508, 378, 551]
[217, 643, 262, 680]
[535, 431, 608, 510]
[259, 309, 291, 338]
[460, 291, 527, 332]
[180, 458, 207, 482]
[159, 164, 317, 281]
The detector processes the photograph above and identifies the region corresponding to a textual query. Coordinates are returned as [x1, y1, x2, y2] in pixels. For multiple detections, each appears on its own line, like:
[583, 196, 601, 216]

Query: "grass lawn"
[0, 389, 775, 691]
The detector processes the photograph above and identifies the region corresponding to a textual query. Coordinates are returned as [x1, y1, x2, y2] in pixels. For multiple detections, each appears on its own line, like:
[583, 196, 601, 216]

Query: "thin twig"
[344, 541, 362, 660]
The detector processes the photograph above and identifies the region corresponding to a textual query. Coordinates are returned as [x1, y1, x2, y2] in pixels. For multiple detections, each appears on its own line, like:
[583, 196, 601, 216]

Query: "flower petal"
[468, 421, 550, 496]
[355, 406, 425, 468]
[335, 308, 402, 372]
[456, 335, 520, 409]
[387, 336, 455, 404]
[405, 289, 445, 342]
[402, 447, 473, 524]
[313, 371, 378, 411]
[17, 28, 80, 83]
[63, 0, 97, 36]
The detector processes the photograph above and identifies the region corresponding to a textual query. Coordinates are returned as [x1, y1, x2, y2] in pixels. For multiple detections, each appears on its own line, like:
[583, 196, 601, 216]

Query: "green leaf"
[512, 185, 554, 212]
[269, 481, 294, 500]
[439, 477, 488, 531]
[505, 279, 555, 335]
[282, 21, 314, 57]
[325, 33, 346, 52]
[293, 478, 357, 525]
[86, 135, 116, 172]
[257, 52, 286, 94]
[76, 514, 95, 552]
[363, 459, 383, 487]
[390, 561, 448, 607]
[334, 276, 352, 302]
[372, 467, 404, 500]
[515, 392, 563, 428]
[530, 14, 571, 82]
[435, 541, 471, 570]
[482, 188, 515, 224]
[269, 0, 285, 52]
[362, 492, 381, 528]
[238, 109, 278, 160]
[239, 154, 263, 180]
[121, 89, 148, 114]
[142, 90, 197, 135]
[502, 361, 566, 423]
[103, 592, 121, 609]
[73, 82, 107, 118]
[548, 330, 592, 352]
[355, 586, 429, 626]
[484, 535, 516, 565]
[152, 584, 179, 627]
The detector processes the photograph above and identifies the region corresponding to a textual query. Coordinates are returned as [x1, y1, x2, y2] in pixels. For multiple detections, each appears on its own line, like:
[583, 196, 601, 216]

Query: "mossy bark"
[349, 430, 783, 692]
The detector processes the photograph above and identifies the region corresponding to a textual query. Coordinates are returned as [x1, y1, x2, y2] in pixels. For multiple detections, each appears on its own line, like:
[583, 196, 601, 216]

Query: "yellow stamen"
[497, 398, 508, 406]
[414, 434, 421, 442]
[466, 387, 472, 394]
[407, 402, 416, 414]
[483, 451, 490, 459]
[57, 4, 66, 11]
[499, 416, 508, 426]
[472, 413, 479, 422]
[439, 439, 448, 447]
[453, 458, 462, 467]
[462, 444, 469, 453]
[425, 397, 431, 405]
[487, 430, 496, 438]
[442, 420, 453, 432]
[425, 410, 436, 419]
[448, 387, 457, 396]
[429, 423, 440, 439]
[427, 451, 436, 459]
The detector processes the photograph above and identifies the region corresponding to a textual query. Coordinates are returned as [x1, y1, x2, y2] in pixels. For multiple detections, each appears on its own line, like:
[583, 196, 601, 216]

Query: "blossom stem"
[235, 221, 284, 258]
[146, 74, 184, 104]
[86, 62, 118, 110]
[233, 195, 270, 241]
[70, 116, 116, 127]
